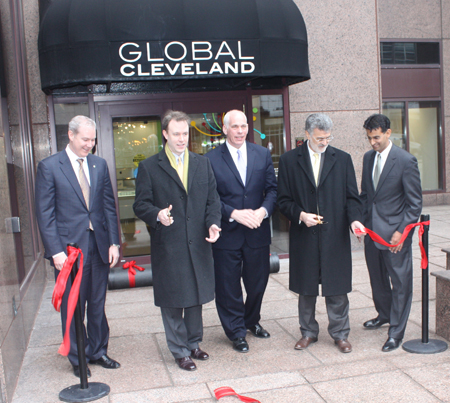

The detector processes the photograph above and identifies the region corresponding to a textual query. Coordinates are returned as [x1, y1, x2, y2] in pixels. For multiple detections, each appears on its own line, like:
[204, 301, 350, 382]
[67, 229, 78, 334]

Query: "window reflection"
[113, 117, 162, 257]
[188, 113, 226, 155]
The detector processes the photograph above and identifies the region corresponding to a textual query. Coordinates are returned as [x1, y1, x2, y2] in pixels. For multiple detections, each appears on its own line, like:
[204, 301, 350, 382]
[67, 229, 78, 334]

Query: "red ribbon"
[123, 260, 145, 288]
[51, 245, 84, 356]
[214, 387, 260, 403]
[354, 221, 430, 269]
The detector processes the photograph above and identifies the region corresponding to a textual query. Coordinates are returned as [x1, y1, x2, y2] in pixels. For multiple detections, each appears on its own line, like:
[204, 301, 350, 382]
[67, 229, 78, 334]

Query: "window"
[381, 42, 439, 65]
[383, 101, 442, 191]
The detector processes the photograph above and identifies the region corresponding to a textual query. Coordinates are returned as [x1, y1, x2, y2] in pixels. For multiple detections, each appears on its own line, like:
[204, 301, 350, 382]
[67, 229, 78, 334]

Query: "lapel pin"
[93, 165, 96, 168]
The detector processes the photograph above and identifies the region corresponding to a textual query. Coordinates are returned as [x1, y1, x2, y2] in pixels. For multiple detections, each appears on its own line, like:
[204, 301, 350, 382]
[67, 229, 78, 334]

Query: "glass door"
[96, 96, 245, 265]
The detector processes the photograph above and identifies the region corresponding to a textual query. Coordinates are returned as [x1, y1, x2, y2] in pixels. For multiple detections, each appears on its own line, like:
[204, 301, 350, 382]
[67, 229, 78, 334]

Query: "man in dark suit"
[133, 110, 221, 371]
[360, 114, 422, 352]
[205, 109, 277, 353]
[277, 113, 364, 353]
[35, 115, 121, 377]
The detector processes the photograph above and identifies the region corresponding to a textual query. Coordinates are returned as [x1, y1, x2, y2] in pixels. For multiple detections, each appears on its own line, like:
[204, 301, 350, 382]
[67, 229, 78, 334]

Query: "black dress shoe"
[382, 337, 402, 352]
[363, 317, 389, 329]
[190, 348, 209, 360]
[232, 337, 249, 353]
[90, 354, 121, 369]
[175, 356, 197, 371]
[72, 365, 91, 378]
[248, 324, 270, 338]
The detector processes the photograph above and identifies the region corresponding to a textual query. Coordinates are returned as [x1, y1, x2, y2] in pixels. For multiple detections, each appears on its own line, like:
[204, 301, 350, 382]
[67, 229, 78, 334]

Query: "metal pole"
[402, 215, 448, 354]
[59, 243, 110, 402]
[421, 214, 429, 344]
[69, 244, 88, 389]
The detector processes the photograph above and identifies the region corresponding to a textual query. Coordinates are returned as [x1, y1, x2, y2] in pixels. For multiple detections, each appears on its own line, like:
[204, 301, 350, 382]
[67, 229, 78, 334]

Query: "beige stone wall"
[378, 0, 449, 204]
[378, 0, 442, 39]
[290, 0, 381, 184]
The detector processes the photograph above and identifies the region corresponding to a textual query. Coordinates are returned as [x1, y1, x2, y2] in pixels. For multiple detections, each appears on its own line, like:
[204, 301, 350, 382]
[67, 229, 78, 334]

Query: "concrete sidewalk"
[12, 205, 450, 403]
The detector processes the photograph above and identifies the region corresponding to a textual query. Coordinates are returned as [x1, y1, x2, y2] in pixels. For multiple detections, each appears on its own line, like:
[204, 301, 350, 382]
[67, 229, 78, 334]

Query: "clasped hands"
[230, 208, 266, 229]
[158, 205, 221, 243]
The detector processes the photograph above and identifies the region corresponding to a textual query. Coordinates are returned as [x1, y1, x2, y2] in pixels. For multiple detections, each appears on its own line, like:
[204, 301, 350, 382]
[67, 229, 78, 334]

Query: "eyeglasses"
[313, 135, 334, 143]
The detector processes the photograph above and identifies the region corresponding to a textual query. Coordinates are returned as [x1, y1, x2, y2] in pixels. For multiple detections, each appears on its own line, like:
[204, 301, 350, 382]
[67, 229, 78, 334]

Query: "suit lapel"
[158, 150, 186, 192]
[59, 150, 87, 208]
[297, 142, 316, 187]
[367, 151, 376, 192]
[318, 146, 336, 187]
[87, 155, 97, 210]
[244, 143, 256, 185]
[375, 146, 396, 195]
[222, 143, 245, 187]
[187, 152, 199, 193]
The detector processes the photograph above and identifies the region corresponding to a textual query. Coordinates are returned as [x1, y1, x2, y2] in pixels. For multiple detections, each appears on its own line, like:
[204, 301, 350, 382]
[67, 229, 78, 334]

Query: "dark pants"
[213, 243, 270, 340]
[160, 305, 203, 359]
[56, 232, 110, 366]
[298, 294, 350, 340]
[364, 237, 413, 339]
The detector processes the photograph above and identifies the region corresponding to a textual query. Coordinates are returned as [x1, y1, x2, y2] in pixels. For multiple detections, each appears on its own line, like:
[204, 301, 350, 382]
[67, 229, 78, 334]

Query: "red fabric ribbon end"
[51, 246, 84, 356]
[214, 387, 260, 403]
[355, 221, 430, 269]
[123, 260, 145, 288]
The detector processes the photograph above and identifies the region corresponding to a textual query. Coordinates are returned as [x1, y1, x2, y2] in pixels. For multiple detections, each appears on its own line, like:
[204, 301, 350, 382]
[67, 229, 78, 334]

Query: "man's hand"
[53, 252, 67, 271]
[389, 230, 403, 253]
[109, 245, 120, 268]
[230, 209, 261, 229]
[300, 211, 323, 227]
[158, 205, 174, 226]
[254, 207, 267, 226]
[351, 221, 366, 242]
[206, 224, 221, 243]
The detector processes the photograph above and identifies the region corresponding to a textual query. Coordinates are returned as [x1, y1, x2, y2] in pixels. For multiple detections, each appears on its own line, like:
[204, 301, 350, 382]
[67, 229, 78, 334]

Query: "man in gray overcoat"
[133, 110, 221, 371]
[277, 113, 365, 354]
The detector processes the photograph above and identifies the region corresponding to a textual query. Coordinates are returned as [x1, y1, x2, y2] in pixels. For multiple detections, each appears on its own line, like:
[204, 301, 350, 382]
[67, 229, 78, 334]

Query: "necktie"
[177, 157, 184, 180]
[77, 159, 93, 230]
[236, 149, 246, 185]
[313, 153, 320, 185]
[373, 153, 381, 189]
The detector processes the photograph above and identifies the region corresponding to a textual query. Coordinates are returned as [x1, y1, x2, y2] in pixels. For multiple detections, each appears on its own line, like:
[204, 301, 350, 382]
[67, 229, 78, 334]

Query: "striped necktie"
[77, 159, 93, 230]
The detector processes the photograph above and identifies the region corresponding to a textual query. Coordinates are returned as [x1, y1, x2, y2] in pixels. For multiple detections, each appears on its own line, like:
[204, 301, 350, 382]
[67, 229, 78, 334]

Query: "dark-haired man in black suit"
[360, 113, 422, 352]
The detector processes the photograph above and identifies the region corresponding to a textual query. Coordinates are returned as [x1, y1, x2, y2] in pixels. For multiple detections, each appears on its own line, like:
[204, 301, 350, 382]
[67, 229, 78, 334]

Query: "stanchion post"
[402, 215, 448, 354]
[70, 244, 89, 389]
[59, 243, 111, 402]
[421, 214, 429, 344]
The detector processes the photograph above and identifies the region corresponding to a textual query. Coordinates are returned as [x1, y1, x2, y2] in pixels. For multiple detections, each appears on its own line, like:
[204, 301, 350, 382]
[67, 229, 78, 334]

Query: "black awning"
[38, 0, 309, 94]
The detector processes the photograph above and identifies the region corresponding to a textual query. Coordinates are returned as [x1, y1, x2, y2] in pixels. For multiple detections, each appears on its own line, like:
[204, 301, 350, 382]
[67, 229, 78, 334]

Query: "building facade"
[0, 0, 448, 401]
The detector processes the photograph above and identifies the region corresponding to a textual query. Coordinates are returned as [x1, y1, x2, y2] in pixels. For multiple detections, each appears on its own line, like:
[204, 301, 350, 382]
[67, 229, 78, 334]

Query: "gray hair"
[223, 109, 247, 129]
[68, 115, 96, 134]
[162, 110, 190, 132]
[305, 113, 333, 135]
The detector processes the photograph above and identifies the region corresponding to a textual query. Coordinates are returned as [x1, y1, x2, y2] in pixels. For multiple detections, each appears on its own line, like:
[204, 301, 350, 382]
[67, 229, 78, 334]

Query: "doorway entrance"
[53, 90, 290, 267]
[95, 94, 247, 265]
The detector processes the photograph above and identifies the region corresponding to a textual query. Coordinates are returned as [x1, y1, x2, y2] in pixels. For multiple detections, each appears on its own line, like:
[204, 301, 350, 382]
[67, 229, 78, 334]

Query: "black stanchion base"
[402, 339, 448, 354]
[59, 382, 110, 402]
